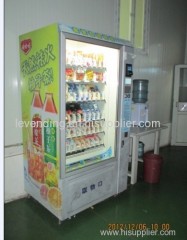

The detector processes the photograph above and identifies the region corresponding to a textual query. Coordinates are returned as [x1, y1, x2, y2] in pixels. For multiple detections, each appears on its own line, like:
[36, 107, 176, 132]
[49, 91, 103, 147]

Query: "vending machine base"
[24, 157, 129, 221]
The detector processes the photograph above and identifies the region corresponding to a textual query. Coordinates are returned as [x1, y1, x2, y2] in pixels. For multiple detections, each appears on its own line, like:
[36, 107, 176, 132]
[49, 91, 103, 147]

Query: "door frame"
[171, 64, 187, 146]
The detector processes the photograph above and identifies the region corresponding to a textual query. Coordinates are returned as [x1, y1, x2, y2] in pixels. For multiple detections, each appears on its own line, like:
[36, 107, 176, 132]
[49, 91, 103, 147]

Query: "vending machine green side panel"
[19, 24, 63, 214]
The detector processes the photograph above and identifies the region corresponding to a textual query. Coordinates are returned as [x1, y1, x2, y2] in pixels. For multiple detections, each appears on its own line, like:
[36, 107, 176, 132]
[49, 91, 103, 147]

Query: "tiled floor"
[5, 146, 187, 240]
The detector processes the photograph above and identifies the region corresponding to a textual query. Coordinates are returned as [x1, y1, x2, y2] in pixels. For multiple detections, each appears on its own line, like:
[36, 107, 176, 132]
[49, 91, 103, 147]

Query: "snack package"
[66, 67, 75, 81]
[76, 67, 85, 81]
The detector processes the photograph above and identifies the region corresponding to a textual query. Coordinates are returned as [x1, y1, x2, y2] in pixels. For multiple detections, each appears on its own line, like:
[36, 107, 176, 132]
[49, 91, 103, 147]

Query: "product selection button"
[90, 184, 95, 190]
[82, 187, 87, 194]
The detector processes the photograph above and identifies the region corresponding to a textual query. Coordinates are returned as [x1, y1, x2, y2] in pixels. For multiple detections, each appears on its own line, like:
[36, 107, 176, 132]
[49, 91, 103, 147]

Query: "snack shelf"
[66, 131, 105, 139]
[66, 64, 106, 82]
[66, 147, 106, 172]
[66, 64, 106, 72]
[66, 118, 105, 126]
[66, 99, 106, 103]
[66, 144, 105, 157]
[66, 80, 106, 84]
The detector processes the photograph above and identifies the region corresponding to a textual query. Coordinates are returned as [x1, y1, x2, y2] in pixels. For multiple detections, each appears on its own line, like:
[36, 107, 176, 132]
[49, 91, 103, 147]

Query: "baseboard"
[5, 194, 28, 203]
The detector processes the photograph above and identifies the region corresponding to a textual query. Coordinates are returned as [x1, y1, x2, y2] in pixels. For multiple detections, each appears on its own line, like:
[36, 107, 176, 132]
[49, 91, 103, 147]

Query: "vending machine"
[19, 23, 133, 222]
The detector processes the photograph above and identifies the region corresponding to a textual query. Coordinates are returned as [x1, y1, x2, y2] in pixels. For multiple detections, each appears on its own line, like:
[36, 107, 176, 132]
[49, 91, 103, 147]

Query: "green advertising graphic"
[19, 24, 62, 210]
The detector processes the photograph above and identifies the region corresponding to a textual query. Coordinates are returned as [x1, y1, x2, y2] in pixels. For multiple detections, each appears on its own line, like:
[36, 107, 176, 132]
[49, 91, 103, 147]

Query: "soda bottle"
[76, 104, 83, 122]
[77, 84, 83, 101]
[93, 103, 101, 120]
[80, 103, 87, 122]
[82, 85, 89, 101]
[88, 102, 96, 121]
[84, 102, 91, 121]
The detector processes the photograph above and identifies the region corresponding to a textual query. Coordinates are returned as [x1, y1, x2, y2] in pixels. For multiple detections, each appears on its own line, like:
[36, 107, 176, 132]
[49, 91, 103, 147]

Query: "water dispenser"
[131, 79, 149, 126]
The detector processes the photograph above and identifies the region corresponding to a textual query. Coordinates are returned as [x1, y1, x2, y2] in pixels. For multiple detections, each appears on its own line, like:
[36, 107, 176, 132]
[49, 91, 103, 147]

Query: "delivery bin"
[143, 153, 163, 183]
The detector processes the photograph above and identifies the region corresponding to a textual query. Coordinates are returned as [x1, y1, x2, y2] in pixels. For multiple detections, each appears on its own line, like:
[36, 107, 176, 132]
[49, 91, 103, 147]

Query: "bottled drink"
[84, 103, 91, 121]
[29, 90, 44, 183]
[82, 85, 89, 101]
[88, 102, 96, 121]
[43, 93, 58, 164]
[31, 90, 43, 150]
[80, 103, 87, 122]
[93, 103, 101, 120]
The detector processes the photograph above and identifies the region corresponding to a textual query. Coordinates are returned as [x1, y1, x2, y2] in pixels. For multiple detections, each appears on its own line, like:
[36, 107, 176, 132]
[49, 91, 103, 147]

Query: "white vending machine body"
[19, 23, 134, 221]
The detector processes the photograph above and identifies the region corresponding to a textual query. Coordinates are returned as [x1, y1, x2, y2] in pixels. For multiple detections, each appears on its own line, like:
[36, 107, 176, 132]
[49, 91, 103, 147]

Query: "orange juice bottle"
[31, 90, 43, 149]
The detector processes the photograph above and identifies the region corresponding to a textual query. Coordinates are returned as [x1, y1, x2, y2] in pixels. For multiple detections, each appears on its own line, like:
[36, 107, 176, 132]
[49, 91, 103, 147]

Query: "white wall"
[5, 0, 187, 202]
[5, 154, 25, 202]
[5, 0, 118, 146]
[133, 0, 187, 123]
